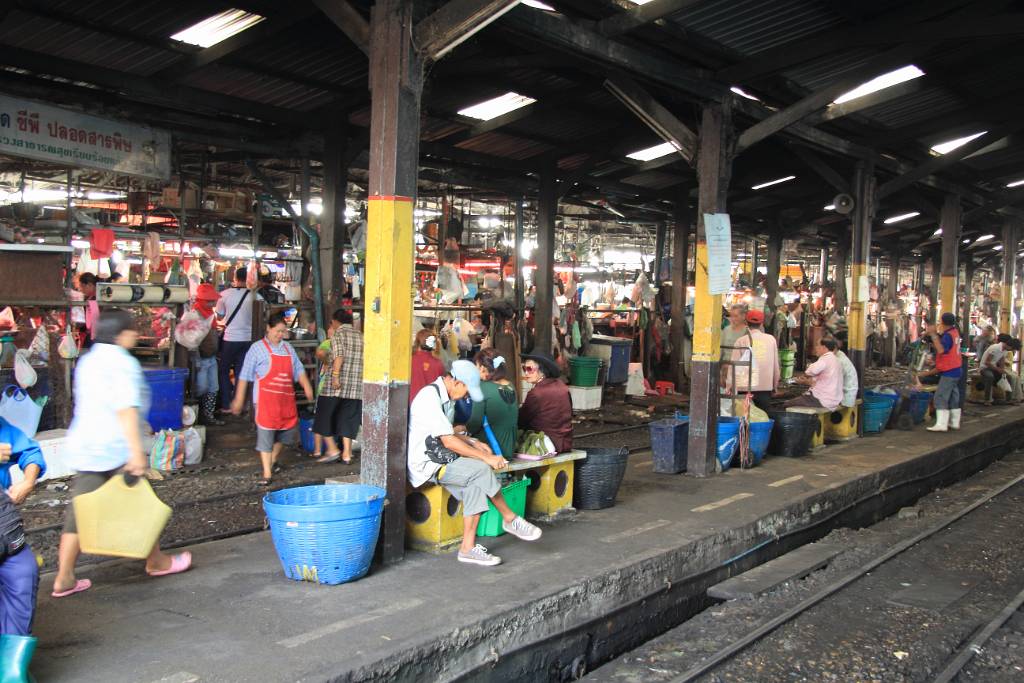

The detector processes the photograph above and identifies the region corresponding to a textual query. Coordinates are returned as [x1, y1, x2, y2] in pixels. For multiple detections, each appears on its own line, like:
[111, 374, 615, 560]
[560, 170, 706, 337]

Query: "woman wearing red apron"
[230, 312, 314, 485]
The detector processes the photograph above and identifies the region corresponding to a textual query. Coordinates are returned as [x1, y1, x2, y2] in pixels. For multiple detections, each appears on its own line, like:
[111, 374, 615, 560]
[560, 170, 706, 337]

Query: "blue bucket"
[909, 391, 932, 424]
[863, 403, 892, 433]
[748, 419, 774, 464]
[299, 416, 315, 453]
[263, 484, 385, 585]
[717, 417, 740, 471]
[143, 368, 189, 430]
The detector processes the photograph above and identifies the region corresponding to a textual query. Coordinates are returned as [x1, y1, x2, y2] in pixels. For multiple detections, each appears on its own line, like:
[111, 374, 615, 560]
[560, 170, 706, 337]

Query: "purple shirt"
[806, 351, 843, 410]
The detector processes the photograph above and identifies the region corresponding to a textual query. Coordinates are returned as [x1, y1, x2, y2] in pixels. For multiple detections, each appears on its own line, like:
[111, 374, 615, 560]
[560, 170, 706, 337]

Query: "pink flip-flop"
[51, 578, 91, 598]
[147, 551, 193, 577]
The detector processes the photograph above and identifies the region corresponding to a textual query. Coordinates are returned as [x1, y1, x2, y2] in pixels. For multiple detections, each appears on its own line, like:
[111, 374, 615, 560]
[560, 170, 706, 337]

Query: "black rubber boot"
[201, 393, 224, 426]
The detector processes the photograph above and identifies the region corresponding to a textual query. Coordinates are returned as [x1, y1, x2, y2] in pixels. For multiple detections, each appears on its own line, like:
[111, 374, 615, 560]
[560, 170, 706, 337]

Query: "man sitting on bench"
[407, 360, 542, 567]
[784, 337, 843, 411]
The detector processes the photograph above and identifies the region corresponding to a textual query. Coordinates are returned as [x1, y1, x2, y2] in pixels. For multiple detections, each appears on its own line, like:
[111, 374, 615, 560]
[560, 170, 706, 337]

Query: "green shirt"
[466, 381, 519, 458]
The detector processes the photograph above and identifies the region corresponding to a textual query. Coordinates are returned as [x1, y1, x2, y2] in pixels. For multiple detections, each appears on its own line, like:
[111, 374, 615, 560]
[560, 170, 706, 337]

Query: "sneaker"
[502, 515, 542, 542]
[457, 544, 501, 566]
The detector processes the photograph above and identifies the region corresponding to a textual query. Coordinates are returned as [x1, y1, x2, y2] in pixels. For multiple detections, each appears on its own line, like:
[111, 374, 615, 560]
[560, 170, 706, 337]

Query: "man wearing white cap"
[407, 360, 542, 566]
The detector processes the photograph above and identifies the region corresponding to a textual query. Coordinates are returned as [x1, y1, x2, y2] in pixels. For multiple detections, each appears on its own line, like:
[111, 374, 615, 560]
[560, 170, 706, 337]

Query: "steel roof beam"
[963, 187, 1024, 223]
[787, 144, 850, 195]
[597, 0, 704, 37]
[312, 0, 370, 55]
[415, 0, 521, 62]
[604, 75, 696, 165]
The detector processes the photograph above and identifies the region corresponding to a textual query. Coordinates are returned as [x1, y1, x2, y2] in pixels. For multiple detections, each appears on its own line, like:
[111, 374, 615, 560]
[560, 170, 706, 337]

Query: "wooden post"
[833, 240, 848, 313]
[670, 199, 690, 391]
[766, 229, 782, 332]
[885, 246, 900, 365]
[930, 251, 942, 322]
[847, 160, 875, 391]
[687, 102, 733, 478]
[653, 220, 667, 286]
[1001, 220, 1018, 333]
[533, 164, 558, 355]
[939, 195, 961, 320]
[361, 0, 423, 565]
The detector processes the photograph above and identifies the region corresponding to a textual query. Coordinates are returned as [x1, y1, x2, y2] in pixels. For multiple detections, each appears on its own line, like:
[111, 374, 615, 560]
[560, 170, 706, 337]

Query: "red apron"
[255, 339, 298, 430]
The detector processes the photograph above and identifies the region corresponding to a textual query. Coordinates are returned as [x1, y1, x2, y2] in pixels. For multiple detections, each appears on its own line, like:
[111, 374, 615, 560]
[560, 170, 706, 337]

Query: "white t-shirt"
[67, 343, 150, 472]
[406, 378, 455, 488]
[981, 343, 1006, 369]
[835, 350, 859, 408]
[215, 287, 262, 342]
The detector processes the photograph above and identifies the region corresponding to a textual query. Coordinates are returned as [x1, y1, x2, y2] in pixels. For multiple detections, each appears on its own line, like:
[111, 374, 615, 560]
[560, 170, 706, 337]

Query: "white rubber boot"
[949, 408, 962, 430]
[927, 409, 949, 432]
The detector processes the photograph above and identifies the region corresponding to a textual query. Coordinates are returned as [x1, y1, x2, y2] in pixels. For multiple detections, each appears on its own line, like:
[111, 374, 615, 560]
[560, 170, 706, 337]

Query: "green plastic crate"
[477, 477, 529, 537]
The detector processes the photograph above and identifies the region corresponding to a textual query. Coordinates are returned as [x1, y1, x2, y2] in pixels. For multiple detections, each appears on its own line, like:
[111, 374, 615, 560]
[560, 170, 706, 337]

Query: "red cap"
[746, 310, 765, 324]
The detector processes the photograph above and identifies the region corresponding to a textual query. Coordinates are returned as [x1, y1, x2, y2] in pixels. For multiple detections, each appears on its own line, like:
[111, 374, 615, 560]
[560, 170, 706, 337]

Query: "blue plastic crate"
[143, 368, 189, 431]
[264, 484, 385, 585]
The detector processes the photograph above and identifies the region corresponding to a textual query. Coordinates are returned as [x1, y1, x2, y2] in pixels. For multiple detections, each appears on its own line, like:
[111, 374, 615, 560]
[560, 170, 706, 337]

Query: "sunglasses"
[523, 365, 540, 373]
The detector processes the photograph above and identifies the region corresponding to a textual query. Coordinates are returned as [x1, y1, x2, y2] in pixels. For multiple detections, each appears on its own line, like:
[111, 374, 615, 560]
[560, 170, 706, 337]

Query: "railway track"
[666, 475, 1024, 683]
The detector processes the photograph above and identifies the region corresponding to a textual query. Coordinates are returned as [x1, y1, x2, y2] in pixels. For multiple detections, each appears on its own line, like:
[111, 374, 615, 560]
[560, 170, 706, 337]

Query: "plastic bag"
[245, 259, 258, 289]
[149, 430, 184, 471]
[0, 384, 42, 437]
[174, 310, 213, 350]
[58, 333, 78, 359]
[997, 376, 1012, 393]
[0, 307, 14, 331]
[14, 349, 36, 388]
[181, 427, 203, 465]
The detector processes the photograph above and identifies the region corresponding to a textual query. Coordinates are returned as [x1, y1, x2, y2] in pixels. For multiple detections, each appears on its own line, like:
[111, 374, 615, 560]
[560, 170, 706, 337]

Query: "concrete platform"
[30, 404, 1024, 682]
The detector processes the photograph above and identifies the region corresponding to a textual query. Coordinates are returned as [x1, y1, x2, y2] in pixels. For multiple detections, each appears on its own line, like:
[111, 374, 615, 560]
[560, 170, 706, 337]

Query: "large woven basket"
[574, 447, 629, 510]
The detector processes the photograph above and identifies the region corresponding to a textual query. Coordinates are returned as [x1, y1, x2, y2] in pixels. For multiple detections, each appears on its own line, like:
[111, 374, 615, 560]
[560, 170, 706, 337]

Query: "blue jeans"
[219, 340, 250, 409]
[194, 356, 218, 396]
[0, 547, 38, 635]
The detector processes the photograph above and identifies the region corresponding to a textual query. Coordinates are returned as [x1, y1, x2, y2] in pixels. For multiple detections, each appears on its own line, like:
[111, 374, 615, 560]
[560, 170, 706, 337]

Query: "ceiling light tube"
[882, 211, 920, 224]
[751, 175, 796, 190]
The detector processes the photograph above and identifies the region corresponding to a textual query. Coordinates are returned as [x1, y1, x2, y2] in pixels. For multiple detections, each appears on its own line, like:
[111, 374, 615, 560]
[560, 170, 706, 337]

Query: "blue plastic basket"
[909, 391, 932, 425]
[143, 368, 189, 430]
[263, 484, 385, 585]
[863, 403, 892, 433]
[717, 417, 740, 471]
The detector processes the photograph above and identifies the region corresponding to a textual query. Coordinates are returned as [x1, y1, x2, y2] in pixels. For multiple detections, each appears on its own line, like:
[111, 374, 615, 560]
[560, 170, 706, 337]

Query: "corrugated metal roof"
[455, 132, 551, 160]
[677, 0, 844, 55]
[179, 63, 336, 111]
[858, 86, 964, 129]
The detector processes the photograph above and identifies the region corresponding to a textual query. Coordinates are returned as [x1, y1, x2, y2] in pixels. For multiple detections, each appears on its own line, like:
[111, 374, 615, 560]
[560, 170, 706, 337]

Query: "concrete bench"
[405, 450, 588, 553]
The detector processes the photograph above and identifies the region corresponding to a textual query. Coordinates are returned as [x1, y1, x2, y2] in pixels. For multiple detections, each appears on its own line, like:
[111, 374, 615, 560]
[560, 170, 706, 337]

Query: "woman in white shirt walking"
[52, 310, 191, 598]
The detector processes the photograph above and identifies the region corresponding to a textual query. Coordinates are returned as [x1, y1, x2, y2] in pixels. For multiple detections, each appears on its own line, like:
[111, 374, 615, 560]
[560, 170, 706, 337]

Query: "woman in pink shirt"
[784, 337, 843, 410]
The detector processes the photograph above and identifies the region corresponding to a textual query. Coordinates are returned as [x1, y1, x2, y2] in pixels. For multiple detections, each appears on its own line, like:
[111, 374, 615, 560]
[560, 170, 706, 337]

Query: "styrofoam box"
[569, 384, 603, 411]
[9, 428, 71, 484]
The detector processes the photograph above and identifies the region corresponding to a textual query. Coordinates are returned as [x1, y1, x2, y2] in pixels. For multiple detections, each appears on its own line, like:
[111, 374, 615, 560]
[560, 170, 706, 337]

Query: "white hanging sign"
[0, 93, 171, 179]
[703, 212, 732, 295]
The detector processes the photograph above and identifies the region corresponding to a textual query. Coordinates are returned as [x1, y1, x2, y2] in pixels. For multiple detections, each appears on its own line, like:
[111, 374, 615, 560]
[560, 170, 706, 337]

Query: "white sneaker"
[458, 544, 502, 566]
[502, 515, 543, 541]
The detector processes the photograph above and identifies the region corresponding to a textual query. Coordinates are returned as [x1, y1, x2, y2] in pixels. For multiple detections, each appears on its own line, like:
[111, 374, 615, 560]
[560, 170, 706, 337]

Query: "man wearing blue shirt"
[0, 418, 45, 504]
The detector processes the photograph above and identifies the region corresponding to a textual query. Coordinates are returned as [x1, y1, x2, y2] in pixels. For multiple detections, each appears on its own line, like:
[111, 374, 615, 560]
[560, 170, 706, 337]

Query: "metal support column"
[514, 196, 525, 333]
[532, 164, 557, 354]
[939, 195, 961, 320]
[848, 160, 875, 389]
[766, 230, 782, 331]
[819, 247, 829, 286]
[687, 102, 733, 478]
[885, 246, 900, 365]
[1001, 220, 1018, 333]
[670, 199, 690, 391]
[833, 240, 848, 313]
[362, 0, 423, 565]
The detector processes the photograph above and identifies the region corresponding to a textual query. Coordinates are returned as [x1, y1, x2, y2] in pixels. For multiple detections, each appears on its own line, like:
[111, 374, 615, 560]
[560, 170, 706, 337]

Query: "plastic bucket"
[717, 417, 740, 471]
[299, 415, 315, 453]
[909, 391, 932, 424]
[144, 368, 189, 430]
[569, 356, 602, 387]
[649, 418, 689, 474]
[574, 447, 629, 509]
[263, 484, 385, 585]
[477, 477, 529, 536]
[747, 419, 774, 464]
[766, 411, 818, 457]
[779, 349, 795, 380]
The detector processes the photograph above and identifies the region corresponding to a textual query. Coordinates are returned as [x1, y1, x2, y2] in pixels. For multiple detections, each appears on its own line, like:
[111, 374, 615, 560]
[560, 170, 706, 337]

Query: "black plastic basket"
[574, 447, 630, 510]
[766, 411, 818, 457]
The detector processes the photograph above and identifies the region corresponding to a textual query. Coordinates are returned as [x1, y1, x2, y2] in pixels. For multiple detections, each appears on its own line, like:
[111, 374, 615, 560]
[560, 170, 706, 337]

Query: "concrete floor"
[30, 404, 1024, 682]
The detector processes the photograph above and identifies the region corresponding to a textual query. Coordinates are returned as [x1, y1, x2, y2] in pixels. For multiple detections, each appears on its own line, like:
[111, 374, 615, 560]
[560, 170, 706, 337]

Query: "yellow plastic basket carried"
[73, 474, 172, 559]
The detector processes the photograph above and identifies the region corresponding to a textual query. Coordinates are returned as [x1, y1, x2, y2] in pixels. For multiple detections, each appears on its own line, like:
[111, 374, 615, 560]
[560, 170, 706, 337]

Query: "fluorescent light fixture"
[70, 239, 89, 249]
[171, 9, 264, 48]
[994, 245, 1003, 251]
[521, 0, 555, 9]
[933, 228, 942, 236]
[823, 204, 835, 211]
[833, 65, 924, 105]
[86, 191, 126, 200]
[882, 211, 920, 224]
[305, 202, 323, 216]
[751, 175, 796, 190]
[730, 86, 761, 102]
[963, 238, 972, 244]
[931, 131, 987, 155]
[976, 234, 994, 242]
[628, 0, 656, 4]
[1006, 178, 1024, 188]
[458, 91, 536, 121]
[219, 246, 255, 258]
[626, 141, 679, 161]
